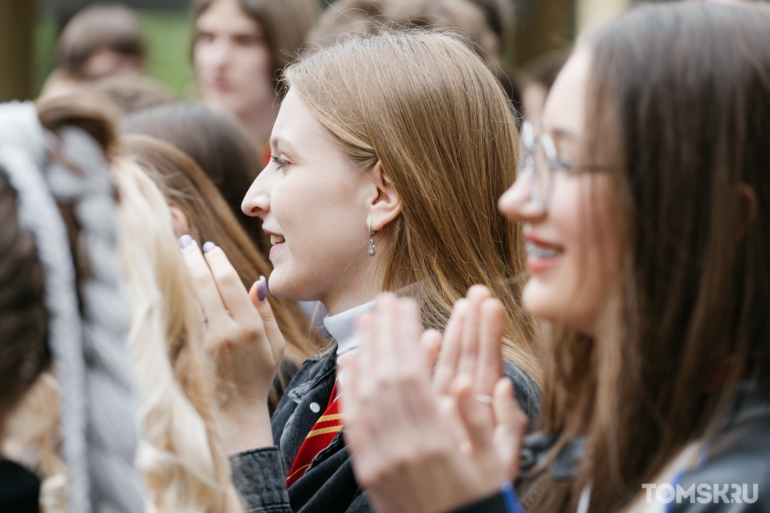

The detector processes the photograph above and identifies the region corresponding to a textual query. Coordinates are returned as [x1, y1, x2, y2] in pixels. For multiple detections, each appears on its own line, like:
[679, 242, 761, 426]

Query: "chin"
[522, 281, 562, 323]
[266, 267, 317, 302]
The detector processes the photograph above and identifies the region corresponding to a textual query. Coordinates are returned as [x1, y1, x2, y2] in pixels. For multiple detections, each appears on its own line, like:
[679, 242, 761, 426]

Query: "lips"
[524, 232, 564, 274]
[264, 229, 285, 260]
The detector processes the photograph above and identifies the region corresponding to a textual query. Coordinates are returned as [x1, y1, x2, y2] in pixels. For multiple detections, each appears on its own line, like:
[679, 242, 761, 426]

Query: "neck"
[321, 259, 383, 316]
[238, 102, 279, 151]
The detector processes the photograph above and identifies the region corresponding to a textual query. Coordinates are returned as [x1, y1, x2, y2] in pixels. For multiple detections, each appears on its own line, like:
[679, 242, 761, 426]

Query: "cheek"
[523, 176, 621, 333]
[236, 46, 273, 86]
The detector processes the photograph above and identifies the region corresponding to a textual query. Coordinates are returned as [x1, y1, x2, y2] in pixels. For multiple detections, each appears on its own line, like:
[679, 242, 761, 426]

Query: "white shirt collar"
[323, 300, 376, 357]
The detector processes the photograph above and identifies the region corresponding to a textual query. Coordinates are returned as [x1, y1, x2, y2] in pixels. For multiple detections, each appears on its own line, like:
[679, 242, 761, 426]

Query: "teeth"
[270, 234, 285, 246]
[526, 242, 561, 259]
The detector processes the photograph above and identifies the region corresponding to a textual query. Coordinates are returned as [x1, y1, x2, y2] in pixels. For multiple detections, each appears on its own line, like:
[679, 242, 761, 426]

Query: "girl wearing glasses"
[341, 3, 770, 513]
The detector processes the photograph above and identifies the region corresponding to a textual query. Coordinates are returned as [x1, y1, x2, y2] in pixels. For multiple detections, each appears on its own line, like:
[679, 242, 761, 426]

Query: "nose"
[242, 170, 272, 219]
[498, 169, 546, 222]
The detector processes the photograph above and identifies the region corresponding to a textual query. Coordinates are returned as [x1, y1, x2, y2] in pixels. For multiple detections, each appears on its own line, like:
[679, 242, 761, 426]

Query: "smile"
[525, 242, 562, 259]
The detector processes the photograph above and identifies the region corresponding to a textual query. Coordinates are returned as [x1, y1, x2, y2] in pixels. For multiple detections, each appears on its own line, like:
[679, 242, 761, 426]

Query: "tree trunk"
[0, 0, 37, 102]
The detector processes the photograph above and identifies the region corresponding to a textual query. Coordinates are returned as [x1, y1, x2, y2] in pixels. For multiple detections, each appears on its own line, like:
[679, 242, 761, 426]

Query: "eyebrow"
[270, 136, 299, 157]
[549, 127, 583, 142]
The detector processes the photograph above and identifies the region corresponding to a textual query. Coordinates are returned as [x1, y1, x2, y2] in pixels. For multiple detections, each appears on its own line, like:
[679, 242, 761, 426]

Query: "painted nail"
[179, 235, 193, 248]
[257, 275, 268, 301]
[202, 241, 217, 254]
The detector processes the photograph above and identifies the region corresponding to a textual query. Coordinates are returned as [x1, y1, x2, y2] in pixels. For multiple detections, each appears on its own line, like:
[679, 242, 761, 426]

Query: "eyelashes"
[271, 155, 288, 169]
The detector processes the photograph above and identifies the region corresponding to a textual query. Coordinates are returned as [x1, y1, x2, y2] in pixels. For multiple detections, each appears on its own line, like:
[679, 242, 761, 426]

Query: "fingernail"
[179, 235, 193, 248]
[257, 275, 268, 301]
[202, 241, 217, 253]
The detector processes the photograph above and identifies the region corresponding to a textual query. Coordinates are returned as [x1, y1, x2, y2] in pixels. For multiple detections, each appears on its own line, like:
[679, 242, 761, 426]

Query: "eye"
[271, 155, 288, 170]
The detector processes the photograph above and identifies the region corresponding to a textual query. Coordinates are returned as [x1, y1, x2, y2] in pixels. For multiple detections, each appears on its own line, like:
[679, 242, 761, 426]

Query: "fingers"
[419, 329, 442, 373]
[181, 239, 230, 322]
[433, 299, 468, 394]
[203, 244, 256, 325]
[395, 298, 425, 373]
[453, 374, 495, 457]
[491, 378, 528, 481]
[249, 278, 284, 364]
[475, 298, 504, 393]
[458, 286, 492, 379]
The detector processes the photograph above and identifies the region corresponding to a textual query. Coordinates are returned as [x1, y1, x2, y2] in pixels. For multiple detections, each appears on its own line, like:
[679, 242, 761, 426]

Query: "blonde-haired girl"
[185, 29, 542, 513]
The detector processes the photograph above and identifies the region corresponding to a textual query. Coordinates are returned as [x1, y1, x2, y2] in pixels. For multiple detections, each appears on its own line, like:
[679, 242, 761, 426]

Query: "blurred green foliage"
[35, 10, 196, 99]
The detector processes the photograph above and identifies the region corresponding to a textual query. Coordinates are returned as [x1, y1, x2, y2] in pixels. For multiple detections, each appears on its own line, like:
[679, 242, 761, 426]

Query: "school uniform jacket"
[230, 346, 541, 513]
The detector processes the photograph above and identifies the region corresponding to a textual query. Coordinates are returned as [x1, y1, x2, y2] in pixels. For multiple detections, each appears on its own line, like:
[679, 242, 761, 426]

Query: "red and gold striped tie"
[286, 380, 343, 488]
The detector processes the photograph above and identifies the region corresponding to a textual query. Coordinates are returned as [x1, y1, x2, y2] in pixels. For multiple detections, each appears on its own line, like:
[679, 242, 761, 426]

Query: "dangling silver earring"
[367, 219, 376, 256]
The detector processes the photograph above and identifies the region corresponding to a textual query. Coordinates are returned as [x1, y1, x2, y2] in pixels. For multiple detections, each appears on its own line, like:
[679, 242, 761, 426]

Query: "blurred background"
[0, 0, 635, 103]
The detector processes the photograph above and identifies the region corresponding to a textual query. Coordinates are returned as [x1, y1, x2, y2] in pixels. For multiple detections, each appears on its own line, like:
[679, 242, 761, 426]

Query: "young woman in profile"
[339, 4, 770, 513]
[181, 30, 543, 513]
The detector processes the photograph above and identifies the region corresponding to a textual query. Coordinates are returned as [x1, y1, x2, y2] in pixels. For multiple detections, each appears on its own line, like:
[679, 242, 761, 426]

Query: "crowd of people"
[1, 0, 769, 512]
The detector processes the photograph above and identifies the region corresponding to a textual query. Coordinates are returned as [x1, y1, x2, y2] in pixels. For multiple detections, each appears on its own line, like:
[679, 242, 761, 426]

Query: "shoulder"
[670, 418, 770, 513]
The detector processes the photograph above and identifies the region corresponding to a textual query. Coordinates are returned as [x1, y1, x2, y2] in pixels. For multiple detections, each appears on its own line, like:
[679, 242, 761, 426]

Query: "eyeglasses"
[516, 121, 612, 212]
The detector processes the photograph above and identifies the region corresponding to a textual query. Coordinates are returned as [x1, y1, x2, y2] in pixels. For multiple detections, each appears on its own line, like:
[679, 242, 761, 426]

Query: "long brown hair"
[123, 104, 270, 256]
[524, 4, 770, 512]
[286, 30, 541, 382]
[121, 135, 320, 383]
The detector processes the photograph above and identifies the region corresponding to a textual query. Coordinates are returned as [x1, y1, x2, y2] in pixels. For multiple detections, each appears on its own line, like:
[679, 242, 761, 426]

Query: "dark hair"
[85, 75, 178, 115]
[521, 49, 570, 93]
[123, 104, 268, 254]
[56, 4, 145, 79]
[0, 171, 50, 419]
[192, 0, 320, 88]
[524, 4, 770, 512]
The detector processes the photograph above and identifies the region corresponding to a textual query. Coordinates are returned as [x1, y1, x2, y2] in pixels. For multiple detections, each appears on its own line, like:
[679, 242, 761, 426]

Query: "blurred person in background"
[519, 50, 570, 133]
[39, 4, 146, 100]
[83, 74, 179, 116]
[0, 98, 144, 513]
[192, 0, 320, 161]
[307, 0, 523, 119]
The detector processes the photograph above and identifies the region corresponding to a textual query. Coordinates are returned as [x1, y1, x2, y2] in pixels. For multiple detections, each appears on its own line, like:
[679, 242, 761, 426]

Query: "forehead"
[196, 0, 262, 34]
[542, 48, 592, 137]
[272, 89, 335, 151]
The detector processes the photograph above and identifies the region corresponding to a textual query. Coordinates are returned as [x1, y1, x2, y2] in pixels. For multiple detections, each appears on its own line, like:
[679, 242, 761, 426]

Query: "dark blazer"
[231, 346, 541, 513]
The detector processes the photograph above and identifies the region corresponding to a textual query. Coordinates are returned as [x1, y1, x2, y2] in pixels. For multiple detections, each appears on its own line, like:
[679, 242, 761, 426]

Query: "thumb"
[249, 276, 284, 363]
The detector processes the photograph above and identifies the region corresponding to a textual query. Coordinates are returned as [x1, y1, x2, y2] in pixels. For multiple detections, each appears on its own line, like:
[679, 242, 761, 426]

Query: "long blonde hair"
[113, 157, 243, 513]
[286, 30, 541, 381]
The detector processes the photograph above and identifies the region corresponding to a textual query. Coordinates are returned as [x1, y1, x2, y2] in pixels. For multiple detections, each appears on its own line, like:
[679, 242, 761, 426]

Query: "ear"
[169, 206, 191, 238]
[736, 182, 758, 241]
[366, 161, 402, 232]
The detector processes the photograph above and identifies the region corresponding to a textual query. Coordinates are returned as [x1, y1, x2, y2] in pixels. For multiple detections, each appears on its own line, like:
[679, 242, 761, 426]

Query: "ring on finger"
[475, 394, 493, 404]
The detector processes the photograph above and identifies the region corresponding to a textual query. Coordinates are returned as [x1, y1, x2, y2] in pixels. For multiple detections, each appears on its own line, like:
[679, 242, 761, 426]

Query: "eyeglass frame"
[517, 120, 613, 212]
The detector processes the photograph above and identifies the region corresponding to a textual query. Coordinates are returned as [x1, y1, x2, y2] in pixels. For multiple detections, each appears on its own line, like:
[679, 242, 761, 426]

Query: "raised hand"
[341, 293, 527, 513]
[180, 236, 284, 453]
